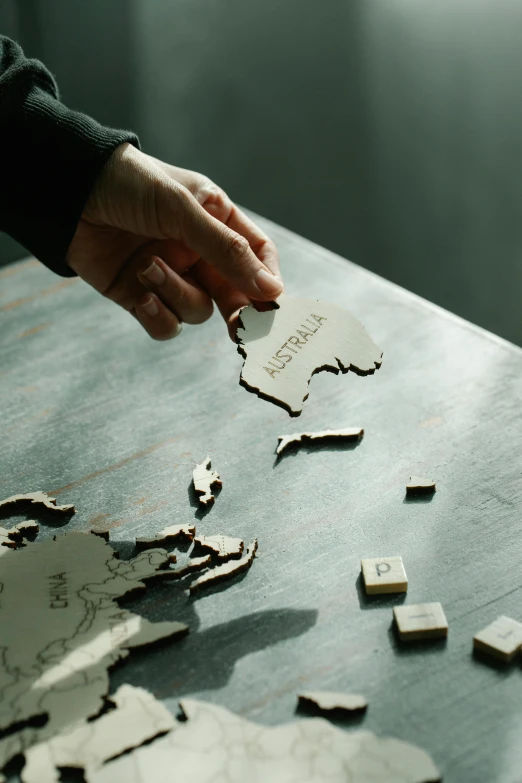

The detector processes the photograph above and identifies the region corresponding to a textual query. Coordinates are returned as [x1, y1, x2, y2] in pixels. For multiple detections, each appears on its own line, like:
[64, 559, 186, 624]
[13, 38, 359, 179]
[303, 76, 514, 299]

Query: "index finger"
[176, 189, 283, 301]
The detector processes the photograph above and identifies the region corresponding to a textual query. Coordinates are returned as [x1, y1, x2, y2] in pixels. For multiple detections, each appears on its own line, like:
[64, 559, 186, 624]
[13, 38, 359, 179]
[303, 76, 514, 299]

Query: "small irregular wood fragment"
[91, 528, 110, 541]
[406, 476, 436, 494]
[0, 520, 39, 549]
[192, 456, 222, 505]
[136, 523, 196, 548]
[0, 491, 75, 515]
[298, 691, 368, 715]
[189, 540, 258, 593]
[276, 427, 364, 456]
[193, 534, 244, 560]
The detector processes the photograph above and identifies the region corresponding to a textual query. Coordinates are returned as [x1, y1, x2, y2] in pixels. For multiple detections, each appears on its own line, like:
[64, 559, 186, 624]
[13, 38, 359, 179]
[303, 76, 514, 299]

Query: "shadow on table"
[355, 573, 407, 611]
[111, 575, 318, 700]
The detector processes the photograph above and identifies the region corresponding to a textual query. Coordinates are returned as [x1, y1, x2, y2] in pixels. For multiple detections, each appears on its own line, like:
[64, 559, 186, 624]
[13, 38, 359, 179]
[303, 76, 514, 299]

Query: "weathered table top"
[1, 210, 522, 782]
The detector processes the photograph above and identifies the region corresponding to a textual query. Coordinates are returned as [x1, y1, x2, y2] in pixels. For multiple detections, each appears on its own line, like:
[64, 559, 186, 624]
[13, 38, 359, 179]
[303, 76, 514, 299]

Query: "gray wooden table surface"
[1, 209, 522, 782]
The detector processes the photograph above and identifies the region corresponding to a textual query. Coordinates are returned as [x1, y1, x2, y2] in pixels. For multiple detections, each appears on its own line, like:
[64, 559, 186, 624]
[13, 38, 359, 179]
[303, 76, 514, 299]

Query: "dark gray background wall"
[1, 0, 521, 346]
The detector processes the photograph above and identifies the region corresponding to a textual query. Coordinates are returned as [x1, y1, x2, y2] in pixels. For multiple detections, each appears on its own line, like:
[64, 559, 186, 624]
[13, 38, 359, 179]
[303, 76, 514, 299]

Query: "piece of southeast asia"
[406, 477, 436, 495]
[0, 520, 39, 551]
[0, 532, 188, 774]
[276, 427, 364, 457]
[192, 456, 222, 505]
[90, 698, 440, 783]
[193, 534, 244, 560]
[189, 540, 258, 593]
[21, 685, 175, 783]
[298, 691, 368, 715]
[136, 523, 196, 548]
[236, 294, 382, 416]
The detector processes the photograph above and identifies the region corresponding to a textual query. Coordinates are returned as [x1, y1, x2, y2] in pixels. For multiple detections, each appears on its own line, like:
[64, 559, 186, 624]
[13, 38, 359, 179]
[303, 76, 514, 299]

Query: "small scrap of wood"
[0, 520, 39, 548]
[276, 427, 364, 457]
[193, 456, 222, 505]
[298, 691, 368, 715]
[189, 540, 258, 593]
[168, 555, 212, 579]
[406, 476, 436, 494]
[193, 535, 244, 560]
[0, 491, 75, 515]
[136, 524, 196, 548]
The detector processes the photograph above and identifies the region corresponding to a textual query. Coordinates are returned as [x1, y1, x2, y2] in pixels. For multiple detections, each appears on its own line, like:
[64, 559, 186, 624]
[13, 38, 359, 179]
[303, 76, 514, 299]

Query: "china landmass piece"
[276, 427, 364, 457]
[236, 294, 382, 416]
[0, 531, 188, 775]
[192, 456, 222, 505]
[91, 697, 441, 783]
[298, 691, 368, 715]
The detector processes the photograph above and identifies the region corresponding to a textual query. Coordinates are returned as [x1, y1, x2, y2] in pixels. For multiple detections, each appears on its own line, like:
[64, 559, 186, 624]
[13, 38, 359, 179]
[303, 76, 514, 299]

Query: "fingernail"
[255, 267, 283, 296]
[141, 260, 166, 285]
[140, 296, 159, 317]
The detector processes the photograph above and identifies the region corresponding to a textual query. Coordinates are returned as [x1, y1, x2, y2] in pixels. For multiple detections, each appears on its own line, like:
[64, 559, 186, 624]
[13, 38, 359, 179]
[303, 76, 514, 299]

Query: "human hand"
[67, 142, 283, 340]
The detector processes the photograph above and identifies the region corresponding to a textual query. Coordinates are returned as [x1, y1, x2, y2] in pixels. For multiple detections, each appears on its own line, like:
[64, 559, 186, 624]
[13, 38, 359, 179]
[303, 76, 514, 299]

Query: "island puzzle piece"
[236, 294, 383, 415]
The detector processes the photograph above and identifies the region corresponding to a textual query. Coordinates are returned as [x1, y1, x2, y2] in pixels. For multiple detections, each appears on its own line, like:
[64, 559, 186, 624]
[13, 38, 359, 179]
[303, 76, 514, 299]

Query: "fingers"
[225, 203, 283, 284]
[190, 261, 250, 342]
[137, 256, 213, 325]
[173, 188, 283, 302]
[134, 293, 182, 341]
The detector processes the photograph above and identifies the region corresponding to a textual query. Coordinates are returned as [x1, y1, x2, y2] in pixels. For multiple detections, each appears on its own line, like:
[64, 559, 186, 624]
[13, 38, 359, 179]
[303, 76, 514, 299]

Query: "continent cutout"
[91, 696, 441, 783]
[0, 532, 187, 774]
[276, 427, 364, 457]
[236, 294, 383, 416]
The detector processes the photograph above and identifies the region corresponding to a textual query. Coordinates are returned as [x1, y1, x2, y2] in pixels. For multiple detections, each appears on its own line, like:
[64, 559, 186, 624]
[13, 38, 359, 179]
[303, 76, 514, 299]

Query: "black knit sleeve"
[0, 35, 140, 277]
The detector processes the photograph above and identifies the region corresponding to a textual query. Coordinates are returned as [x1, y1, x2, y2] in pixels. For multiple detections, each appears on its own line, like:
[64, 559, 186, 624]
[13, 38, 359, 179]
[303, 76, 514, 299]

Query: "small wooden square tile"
[394, 602, 448, 641]
[406, 476, 436, 494]
[473, 615, 522, 662]
[361, 556, 408, 595]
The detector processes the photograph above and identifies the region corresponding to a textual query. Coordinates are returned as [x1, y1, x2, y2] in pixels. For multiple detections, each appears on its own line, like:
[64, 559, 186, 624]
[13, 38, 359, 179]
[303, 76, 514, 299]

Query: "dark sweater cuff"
[2, 84, 140, 277]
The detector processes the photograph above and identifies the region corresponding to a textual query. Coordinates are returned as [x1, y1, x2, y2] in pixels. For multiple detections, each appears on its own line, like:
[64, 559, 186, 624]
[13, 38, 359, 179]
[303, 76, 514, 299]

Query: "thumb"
[161, 184, 283, 301]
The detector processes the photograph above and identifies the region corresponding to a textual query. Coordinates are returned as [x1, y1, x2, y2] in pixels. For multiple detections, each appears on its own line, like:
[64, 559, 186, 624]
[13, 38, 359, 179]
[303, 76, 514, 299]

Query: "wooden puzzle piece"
[136, 523, 196, 548]
[193, 535, 244, 560]
[236, 294, 383, 416]
[276, 427, 364, 456]
[168, 555, 212, 579]
[189, 540, 258, 593]
[361, 556, 408, 595]
[406, 477, 436, 494]
[0, 532, 188, 773]
[192, 456, 222, 505]
[21, 685, 175, 783]
[298, 691, 368, 715]
[91, 696, 440, 783]
[0, 491, 75, 515]
[0, 520, 39, 550]
[473, 615, 522, 662]
[394, 603, 448, 641]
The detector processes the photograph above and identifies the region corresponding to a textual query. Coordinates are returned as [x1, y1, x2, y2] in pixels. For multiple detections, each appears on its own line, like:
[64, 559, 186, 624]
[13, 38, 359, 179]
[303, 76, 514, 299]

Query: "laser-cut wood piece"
[90, 528, 110, 541]
[91, 697, 441, 783]
[298, 691, 368, 715]
[135, 523, 196, 548]
[394, 603, 448, 641]
[168, 555, 212, 579]
[193, 534, 244, 560]
[0, 532, 188, 773]
[406, 477, 436, 494]
[192, 456, 222, 505]
[236, 294, 382, 416]
[0, 491, 75, 515]
[0, 520, 39, 549]
[189, 540, 258, 593]
[361, 556, 408, 595]
[21, 684, 175, 783]
[276, 427, 364, 457]
[473, 615, 522, 662]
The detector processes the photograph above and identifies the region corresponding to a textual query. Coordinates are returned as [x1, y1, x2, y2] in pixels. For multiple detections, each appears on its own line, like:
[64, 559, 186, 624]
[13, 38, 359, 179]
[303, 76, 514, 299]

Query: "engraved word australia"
[263, 314, 327, 379]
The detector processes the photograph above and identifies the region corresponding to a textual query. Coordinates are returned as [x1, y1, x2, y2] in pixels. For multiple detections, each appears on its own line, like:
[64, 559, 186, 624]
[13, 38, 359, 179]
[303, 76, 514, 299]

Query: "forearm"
[0, 35, 140, 276]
